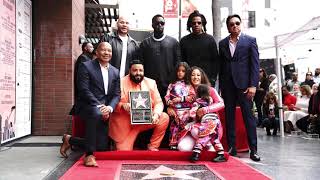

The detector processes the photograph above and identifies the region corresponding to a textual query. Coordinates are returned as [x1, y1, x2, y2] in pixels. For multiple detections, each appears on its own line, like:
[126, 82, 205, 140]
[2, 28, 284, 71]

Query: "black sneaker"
[212, 154, 227, 162]
[190, 152, 200, 163]
[250, 151, 261, 162]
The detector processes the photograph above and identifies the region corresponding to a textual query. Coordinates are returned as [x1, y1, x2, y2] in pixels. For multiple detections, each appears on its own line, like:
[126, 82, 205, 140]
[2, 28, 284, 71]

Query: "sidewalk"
[0, 136, 81, 180]
[1, 129, 320, 180]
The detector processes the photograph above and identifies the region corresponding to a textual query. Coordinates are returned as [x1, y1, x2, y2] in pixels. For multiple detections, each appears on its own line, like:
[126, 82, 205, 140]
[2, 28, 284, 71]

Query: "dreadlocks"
[186, 10, 207, 33]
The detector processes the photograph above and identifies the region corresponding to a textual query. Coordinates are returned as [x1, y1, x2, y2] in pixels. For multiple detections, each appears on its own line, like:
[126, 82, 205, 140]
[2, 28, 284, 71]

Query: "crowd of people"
[60, 11, 262, 167]
[256, 68, 320, 136]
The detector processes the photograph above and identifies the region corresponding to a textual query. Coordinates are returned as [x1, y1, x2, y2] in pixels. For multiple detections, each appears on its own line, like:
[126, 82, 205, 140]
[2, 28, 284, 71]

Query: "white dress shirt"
[119, 35, 128, 78]
[99, 63, 113, 112]
[228, 33, 241, 57]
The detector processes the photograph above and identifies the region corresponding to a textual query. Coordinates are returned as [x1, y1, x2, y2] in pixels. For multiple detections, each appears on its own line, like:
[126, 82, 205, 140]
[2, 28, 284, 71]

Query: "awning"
[85, 0, 119, 43]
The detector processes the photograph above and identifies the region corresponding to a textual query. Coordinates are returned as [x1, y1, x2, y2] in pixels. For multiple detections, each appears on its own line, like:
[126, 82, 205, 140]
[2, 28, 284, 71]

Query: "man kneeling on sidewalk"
[60, 42, 120, 167]
[109, 60, 169, 150]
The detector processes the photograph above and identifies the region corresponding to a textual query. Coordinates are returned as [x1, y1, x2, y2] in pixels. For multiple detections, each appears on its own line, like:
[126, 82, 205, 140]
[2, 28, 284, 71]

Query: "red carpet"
[60, 151, 271, 180]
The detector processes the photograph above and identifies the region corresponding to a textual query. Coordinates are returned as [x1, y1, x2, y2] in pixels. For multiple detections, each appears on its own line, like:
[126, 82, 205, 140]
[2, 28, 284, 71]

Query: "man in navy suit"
[219, 14, 260, 161]
[60, 42, 121, 167]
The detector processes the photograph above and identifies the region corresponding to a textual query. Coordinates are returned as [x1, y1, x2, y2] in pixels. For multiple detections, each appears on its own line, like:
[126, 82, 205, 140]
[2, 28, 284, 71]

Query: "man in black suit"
[73, 42, 94, 102]
[219, 14, 261, 161]
[70, 42, 94, 116]
[60, 42, 120, 167]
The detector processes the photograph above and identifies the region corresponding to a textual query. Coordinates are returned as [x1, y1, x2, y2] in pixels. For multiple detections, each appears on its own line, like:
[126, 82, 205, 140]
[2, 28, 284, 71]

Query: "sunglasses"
[155, 21, 165, 26]
[192, 21, 202, 25]
[229, 22, 241, 27]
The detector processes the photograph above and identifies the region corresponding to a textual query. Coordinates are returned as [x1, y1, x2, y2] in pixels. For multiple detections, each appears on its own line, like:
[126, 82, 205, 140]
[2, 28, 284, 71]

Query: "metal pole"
[212, 0, 221, 41]
[274, 35, 285, 137]
[178, 0, 182, 41]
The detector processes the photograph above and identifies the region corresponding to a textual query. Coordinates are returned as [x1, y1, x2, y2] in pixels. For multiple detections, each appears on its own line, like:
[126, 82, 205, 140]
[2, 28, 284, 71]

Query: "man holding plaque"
[109, 60, 169, 151]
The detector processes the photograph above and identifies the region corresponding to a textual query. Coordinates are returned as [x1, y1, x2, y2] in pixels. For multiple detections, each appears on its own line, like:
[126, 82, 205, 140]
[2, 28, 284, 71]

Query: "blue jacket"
[219, 34, 259, 90]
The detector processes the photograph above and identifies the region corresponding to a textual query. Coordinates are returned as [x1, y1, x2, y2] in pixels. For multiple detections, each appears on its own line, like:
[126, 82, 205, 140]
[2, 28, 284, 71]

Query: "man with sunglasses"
[218, 14, 261, 161]
[180, 10, 219, 86]
[140, 14, 181, 100]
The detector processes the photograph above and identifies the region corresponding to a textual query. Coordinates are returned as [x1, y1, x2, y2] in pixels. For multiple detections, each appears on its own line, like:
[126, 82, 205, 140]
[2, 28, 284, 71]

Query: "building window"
[265, 0, 271, 8]
[248, 11, 256, 28]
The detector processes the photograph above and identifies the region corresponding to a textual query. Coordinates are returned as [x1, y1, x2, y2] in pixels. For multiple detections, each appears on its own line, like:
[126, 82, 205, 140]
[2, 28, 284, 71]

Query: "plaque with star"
[129, 91, 152, 124]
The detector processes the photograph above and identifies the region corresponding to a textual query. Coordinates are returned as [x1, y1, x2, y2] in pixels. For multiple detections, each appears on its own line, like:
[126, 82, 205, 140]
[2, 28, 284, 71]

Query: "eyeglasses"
[229, 22, 241, 27]
[155, 21, 165, 26]
[192, 21, 202, 25]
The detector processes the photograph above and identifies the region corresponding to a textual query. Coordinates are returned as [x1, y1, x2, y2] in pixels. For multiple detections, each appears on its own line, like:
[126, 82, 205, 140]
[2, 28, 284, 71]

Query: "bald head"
[97, 42, 112, 50]
[117, 16, 129, 36]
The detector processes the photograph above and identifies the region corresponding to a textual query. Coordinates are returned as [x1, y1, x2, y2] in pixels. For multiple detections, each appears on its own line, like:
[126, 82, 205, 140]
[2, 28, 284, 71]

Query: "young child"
[187, 84, 226, 162]
[262, 92, 280, 135]
[165, 62, 195, 150]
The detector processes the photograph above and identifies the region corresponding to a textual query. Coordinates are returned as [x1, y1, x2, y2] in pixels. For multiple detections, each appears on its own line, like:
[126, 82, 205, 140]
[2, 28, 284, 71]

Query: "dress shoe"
[250, 151, 261, 161]
[60, 134, 71, 158]
[84, 155, 98, 167]
[190, 152, 200, 163]
[212, 154, 227, 162]
[228, 147, 237, 156]
[272, 128, 278, 136]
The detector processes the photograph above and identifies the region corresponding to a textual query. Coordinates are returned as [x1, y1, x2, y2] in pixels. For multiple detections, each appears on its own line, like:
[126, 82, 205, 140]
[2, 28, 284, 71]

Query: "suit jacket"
[70, 53, 92, 115]
[109, 75, 164, 142]
[219, 34, 259, 90]
[75, 59, 120, 114]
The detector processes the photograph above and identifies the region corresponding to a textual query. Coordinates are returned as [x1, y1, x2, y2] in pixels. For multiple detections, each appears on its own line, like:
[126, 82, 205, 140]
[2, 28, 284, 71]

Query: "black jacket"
[74, 53, 92, 101]
[99, 32, 139, 75]
[140, 35, 181, 96]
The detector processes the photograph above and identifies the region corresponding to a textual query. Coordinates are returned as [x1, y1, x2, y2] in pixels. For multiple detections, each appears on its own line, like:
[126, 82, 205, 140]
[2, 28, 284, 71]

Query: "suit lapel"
[93, 59, 105, 93]
[233, 34, 244, 58]
[223, 38, 232, 60]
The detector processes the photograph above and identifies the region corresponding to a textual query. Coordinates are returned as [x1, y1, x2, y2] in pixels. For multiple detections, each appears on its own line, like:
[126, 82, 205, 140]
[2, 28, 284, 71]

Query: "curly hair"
[186, 10, 207, 32]
[264, 92, 278, 106]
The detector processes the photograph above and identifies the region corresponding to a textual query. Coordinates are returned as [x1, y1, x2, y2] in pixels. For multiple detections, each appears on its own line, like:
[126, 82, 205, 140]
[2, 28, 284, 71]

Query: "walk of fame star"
[133, 93, 147, 108]
[123, 165, 206, 179]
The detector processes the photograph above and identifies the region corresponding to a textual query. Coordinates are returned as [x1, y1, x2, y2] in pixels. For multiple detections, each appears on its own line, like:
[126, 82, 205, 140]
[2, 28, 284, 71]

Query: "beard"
[130, 73, 144, 84]
[315, 72, 319, 76]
